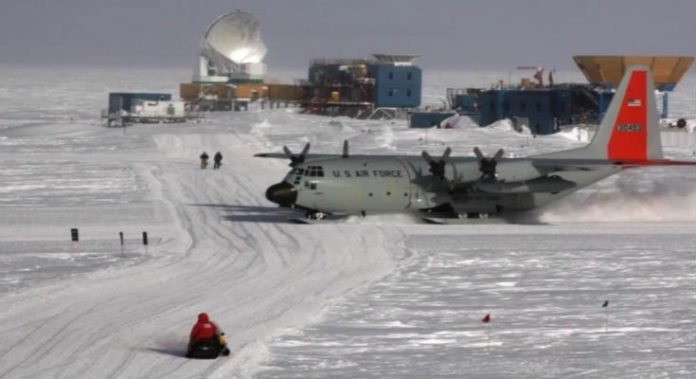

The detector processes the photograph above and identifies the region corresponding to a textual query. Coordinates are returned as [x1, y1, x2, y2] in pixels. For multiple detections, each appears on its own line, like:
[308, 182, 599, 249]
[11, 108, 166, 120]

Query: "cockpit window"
[304, 166, 324, 177]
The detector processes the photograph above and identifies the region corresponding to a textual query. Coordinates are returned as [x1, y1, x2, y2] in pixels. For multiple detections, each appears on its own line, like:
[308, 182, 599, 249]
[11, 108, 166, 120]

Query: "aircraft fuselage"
[266, 155, 618, 216]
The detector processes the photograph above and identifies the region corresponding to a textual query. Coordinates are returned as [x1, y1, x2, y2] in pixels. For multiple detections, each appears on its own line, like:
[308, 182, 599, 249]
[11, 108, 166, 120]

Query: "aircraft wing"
[256, 140, 362, 164]
[254, 152, 404, 160]
[532, 158, 696, 170]
[531, 158, 615, 172]
[254, 152, 338, 160]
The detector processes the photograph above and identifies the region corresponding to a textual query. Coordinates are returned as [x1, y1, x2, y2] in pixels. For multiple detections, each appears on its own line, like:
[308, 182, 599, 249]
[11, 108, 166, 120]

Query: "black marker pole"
[119, 232, 124, 257]
[142, 231, 148, 253]
[602, 300, 610, 333]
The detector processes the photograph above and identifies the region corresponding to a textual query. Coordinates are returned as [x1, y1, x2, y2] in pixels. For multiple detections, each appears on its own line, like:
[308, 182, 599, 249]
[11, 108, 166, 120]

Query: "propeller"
[283, 142, 311, 167]
[473, 147, 504, 179]
[421, 147, 452, 180]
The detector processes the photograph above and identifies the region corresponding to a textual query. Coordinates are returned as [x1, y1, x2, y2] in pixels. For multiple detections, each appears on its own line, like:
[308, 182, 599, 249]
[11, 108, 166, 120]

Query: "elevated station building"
[444, 56, 693, 135]
[302, 54, 422, 118]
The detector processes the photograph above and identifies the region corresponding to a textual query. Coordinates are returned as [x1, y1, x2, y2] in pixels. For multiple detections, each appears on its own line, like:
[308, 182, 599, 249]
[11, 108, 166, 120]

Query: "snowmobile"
[186, 334, 230, 359]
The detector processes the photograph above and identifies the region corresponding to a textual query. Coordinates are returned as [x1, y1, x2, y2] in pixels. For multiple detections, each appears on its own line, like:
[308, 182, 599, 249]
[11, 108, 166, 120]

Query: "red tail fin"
[607, 70, 648, 160]
[584, 65, 662, 161]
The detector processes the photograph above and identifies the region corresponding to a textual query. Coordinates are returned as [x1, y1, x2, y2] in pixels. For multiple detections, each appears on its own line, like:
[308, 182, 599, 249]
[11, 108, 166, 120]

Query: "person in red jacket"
[187, 312, 230, 357]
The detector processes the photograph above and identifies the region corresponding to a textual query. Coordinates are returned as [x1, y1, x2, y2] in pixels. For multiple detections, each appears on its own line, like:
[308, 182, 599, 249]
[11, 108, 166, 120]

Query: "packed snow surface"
[0, 67, 694, 378]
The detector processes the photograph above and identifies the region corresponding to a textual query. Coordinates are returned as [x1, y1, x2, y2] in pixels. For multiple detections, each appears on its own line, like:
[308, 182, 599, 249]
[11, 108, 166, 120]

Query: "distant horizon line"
[0, 61, 586, 72]
[1, 62, 694, 78]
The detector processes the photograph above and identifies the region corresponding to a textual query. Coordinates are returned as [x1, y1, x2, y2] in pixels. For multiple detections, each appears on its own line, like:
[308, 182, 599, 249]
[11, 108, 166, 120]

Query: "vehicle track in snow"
[0, 128, 404, 378]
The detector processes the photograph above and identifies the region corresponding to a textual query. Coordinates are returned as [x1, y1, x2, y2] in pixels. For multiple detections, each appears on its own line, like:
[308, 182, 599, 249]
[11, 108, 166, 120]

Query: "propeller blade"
[300, 142, 311, 157]
[441, 147, 452, 161]
[342, 140, 349, 158]
[422, 148, 451, 180]
[473, 147, 501, 179]
[473, 146, 484, 159]
[283, 145, 293, 157]
[283, 143, 310, 166]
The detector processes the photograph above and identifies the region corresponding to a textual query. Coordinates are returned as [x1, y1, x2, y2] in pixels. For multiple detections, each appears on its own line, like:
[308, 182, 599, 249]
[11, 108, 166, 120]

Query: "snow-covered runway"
[0, 67, 694, 378]
[260, 223, 696, 378]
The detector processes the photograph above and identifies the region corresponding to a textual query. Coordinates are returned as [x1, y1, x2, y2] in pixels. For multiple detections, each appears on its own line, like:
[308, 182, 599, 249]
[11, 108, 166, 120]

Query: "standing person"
[200, 151, 209, 169]
[186, 312, 230, 358]
[213, 151, 223, 169]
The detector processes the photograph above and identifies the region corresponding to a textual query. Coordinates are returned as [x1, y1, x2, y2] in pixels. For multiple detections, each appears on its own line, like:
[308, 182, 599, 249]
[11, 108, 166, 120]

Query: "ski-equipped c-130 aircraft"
[256, 65, 696, 221]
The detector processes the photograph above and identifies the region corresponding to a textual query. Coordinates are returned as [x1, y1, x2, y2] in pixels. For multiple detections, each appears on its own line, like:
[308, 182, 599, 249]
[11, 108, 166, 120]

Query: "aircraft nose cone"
[265, 182, 297, 207]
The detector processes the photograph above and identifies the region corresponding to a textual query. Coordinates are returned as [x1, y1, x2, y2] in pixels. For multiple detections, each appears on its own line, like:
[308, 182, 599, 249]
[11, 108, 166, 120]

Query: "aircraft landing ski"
[422, 216, 508, 225]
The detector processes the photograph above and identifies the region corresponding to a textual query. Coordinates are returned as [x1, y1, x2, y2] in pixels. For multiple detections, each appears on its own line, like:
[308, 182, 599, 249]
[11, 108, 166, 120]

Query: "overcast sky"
[1, 0, 694, 70]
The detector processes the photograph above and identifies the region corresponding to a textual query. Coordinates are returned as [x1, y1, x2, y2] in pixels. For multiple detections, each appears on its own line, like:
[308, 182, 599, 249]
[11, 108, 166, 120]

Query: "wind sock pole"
[482, 313, 491, 352]
[602, 300, 609, 333]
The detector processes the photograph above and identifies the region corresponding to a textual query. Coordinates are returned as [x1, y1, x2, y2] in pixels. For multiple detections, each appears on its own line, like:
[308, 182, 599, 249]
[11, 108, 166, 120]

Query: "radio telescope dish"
[196, 10, 267, 82]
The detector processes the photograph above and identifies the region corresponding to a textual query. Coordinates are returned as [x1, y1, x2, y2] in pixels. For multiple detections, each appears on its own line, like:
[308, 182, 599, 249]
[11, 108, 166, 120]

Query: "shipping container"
[267, 84, 301, 101]
[131, 100, 186, 118]
[108, 93, 171, 114]
[233, 84, 268, 100]
[180, 83, 234, 101]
